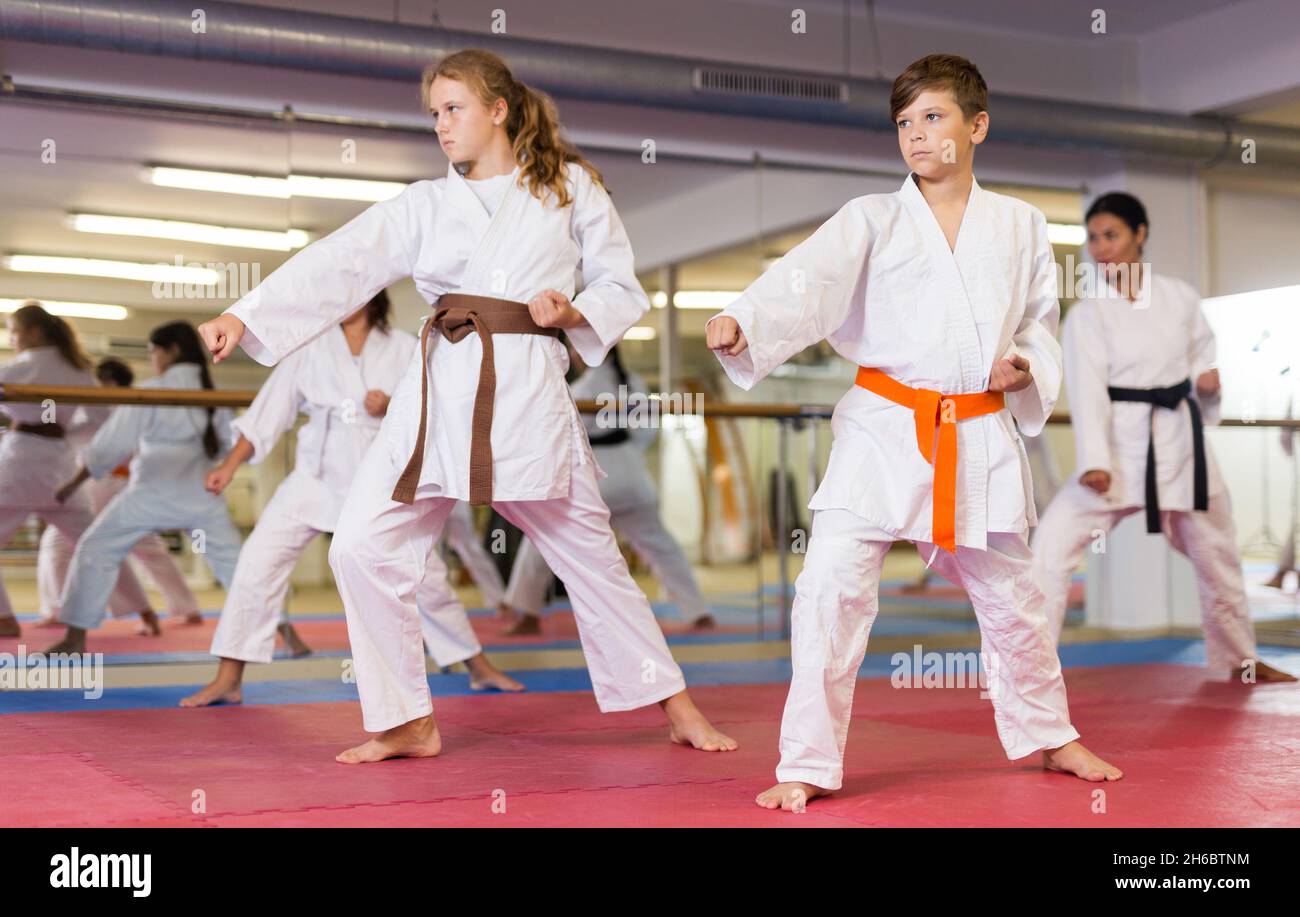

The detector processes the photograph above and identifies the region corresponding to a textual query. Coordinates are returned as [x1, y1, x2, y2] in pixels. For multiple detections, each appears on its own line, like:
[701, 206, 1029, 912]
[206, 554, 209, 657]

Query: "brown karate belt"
[391, 293, 560, 506]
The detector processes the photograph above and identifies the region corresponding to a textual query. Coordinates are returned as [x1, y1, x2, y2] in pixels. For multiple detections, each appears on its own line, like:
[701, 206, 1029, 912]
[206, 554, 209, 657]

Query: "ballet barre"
[5, 382, 1297, 638]
[4, 383, 1300, 427]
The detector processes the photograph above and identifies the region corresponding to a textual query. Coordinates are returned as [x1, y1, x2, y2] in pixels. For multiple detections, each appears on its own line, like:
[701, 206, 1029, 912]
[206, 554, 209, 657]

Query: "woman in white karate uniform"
[503, 341, 715, 634]
[0, 303, 130, 638]
[36, 357, 201, 631]
[707, 55, 1120, 809]
[181, 291, 521, 707]
[46, 322, 244, 654]
[1030, 192, 1294, 682]
[198, 49, 734, 763]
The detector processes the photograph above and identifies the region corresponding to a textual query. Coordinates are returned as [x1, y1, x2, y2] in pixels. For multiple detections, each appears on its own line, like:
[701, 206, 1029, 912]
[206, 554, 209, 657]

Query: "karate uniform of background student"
[37, 360, 200, 627]
[198, 51, 735, 757]
[504, 345, 714, 630]
[207, 310, 484, 669]
[1030, 193, 1286, 681]
[54, 324, 243, 647]
[708, 55, 1117, 799]
[0, 307, 112, 635]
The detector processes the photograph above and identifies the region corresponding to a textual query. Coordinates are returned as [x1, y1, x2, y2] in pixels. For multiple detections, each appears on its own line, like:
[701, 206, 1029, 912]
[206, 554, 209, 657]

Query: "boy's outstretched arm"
[705, 200, 871, 391]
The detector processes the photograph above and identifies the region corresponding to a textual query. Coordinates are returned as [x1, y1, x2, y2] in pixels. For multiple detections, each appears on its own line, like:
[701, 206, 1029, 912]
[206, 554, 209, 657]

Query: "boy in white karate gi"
[707, 54, 1122, 811]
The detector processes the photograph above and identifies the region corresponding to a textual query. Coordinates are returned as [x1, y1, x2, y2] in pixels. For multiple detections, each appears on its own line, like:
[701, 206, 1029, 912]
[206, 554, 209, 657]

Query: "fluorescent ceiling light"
[1047, 222, 1086, 246]
[0, 298, 130, 320]
[623, 326, 657, 341]
[4, 254, 222, 285]
[71, 213, 309, 251]
[148, 166, 406, 202]
[650, 290, 742, 310]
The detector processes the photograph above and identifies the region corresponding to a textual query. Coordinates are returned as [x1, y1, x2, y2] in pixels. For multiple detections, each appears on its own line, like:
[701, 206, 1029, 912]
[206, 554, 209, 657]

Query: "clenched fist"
[364, 390, 391, 417]
[527, 290, 585, 330]
[1080, 469, 1111, 494]
[197, 313, 246, 364]
[988, 354, 1033, 393]
[205, 464, 236, 496]
[706, 315, 748, 357]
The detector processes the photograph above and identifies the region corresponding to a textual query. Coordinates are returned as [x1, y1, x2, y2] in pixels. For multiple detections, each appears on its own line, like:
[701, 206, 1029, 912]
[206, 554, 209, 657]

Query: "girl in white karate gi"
[502, 342, 716, 634]
[198, 49, 735, 763]
[46, 321, 243, 654]
[707, 54, 1121, 810]
[1030, 192, 1294, 683]
[36, 357, 201, 632]
[182, 291, 521, 707]
[0, 303, 142, 638]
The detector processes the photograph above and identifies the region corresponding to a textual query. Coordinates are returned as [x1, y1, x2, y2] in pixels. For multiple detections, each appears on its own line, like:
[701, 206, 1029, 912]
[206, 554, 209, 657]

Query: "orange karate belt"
[390, 293, 560, 506]
[854, 366, 1005, 554]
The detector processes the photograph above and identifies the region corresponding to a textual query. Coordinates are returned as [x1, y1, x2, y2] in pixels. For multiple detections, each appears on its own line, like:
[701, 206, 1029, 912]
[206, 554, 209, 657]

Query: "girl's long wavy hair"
[148, 321, 220, 459]
[10, 302, 93, 371]
[421, 49, 605, 208]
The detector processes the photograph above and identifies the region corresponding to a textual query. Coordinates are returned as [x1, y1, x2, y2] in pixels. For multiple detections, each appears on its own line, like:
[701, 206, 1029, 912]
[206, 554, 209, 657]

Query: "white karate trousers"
[777, 508, 1081, 791]
[443, 500, 506, 608]
[210, 484, 481, 667]
[58, 489, 243, 631]
[329, 445, 686, 732]
[505, 501, 710, 621]
[1030, 482, 1258, 672]
[0, 500, 101, 622]
[37, 475, 199, 621]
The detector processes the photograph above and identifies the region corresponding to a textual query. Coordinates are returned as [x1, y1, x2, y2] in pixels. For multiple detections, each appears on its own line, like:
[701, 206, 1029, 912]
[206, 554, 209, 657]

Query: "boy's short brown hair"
[889, 54, 988, 123]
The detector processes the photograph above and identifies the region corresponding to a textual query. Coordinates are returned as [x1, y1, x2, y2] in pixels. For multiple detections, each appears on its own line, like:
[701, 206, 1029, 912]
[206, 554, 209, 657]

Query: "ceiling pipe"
[3, 0, 1300, 169]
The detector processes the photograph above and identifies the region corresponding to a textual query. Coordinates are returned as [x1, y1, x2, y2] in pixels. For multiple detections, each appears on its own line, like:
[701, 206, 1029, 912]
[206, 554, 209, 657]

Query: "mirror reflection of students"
[501, 341, 716, 635]
[182, 292, 521, 708]
[36, 357, 201, 633]
[47, 322, 244, 655]
[0, 303, 129, 639]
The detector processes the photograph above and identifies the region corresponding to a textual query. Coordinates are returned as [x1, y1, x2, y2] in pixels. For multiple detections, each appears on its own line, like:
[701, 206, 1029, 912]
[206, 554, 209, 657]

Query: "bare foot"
[1234, 661, 1298, 684]
[1043, 740, 1123, 782]
[755, 781, 829, 812]
[336, 714, 442, 764]
[0, 617, 19, 638]
[464, 653, 525, 692]
[44, 627, 87, 654]
[900, 575, 932, 595]
[180, 658, 245, 707]
[277, 622, 313, 658]
[173, 611, 204, 626]
[1261, 569, 1291, 590]
[496, 602, 519, 623]
[180, 680, 242, 707]
[135, 609, 161, 636]
[691, 614, 717, 631]
[662, 690, 738, 752]
[504, 613, 541, 636]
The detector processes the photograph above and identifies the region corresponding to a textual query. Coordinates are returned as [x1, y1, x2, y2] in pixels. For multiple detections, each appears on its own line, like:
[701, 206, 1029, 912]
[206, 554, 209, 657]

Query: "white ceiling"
[0, 0, 1293, 349]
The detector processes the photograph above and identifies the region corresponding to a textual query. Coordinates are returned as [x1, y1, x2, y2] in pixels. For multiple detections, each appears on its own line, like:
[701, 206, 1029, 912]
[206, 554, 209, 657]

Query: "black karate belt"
[1106, 377, 1208, 534]
[14, 422, 65, 438]
[587, 427, 631, 447]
